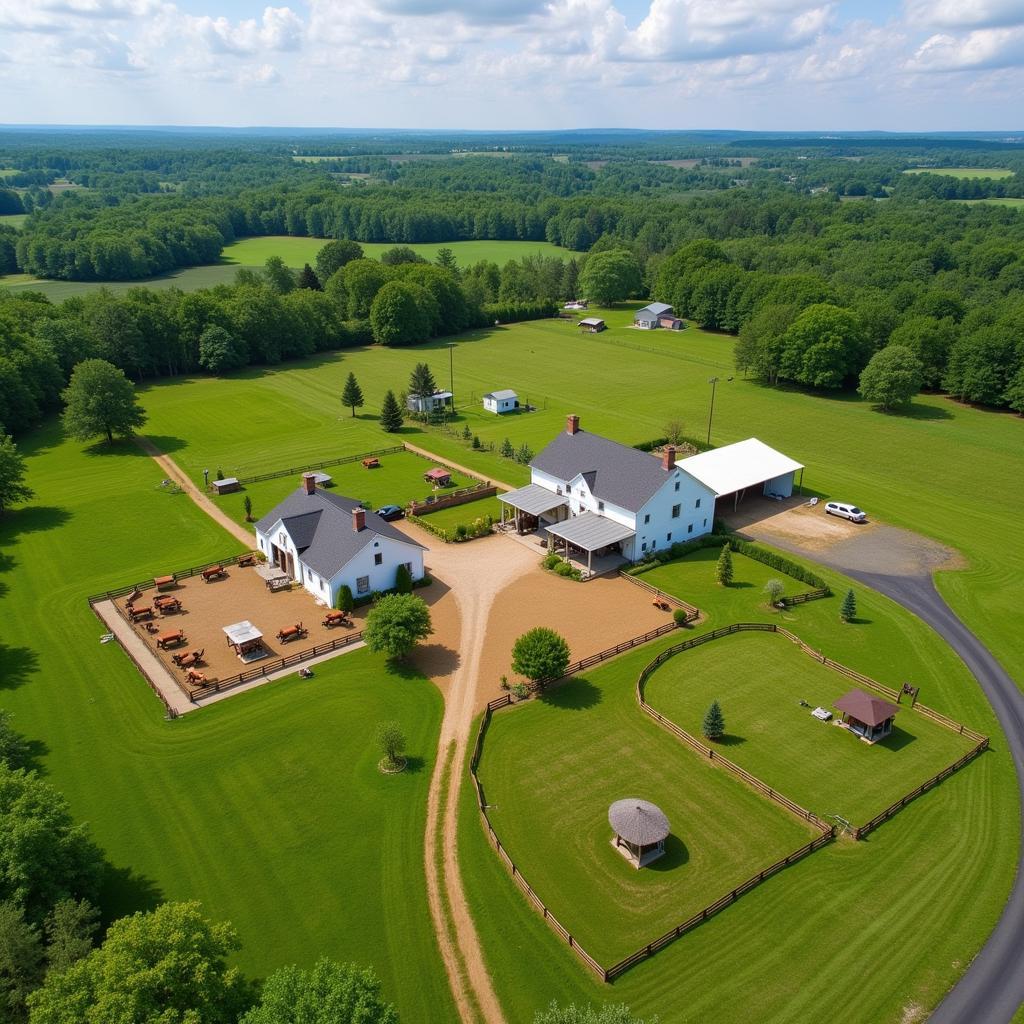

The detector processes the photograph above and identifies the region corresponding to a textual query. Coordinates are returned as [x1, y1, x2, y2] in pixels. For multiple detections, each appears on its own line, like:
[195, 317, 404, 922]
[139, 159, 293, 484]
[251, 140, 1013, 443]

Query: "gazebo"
[834, 689, 898, 744]
[609, 799, 670, 869]
[424, 467, 452, 488]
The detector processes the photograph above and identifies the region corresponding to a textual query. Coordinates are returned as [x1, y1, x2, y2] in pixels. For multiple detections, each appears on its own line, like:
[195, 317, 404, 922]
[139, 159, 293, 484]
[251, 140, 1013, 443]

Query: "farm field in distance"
[0, 423, 454, 1024]
[903, 166, 1016, 178]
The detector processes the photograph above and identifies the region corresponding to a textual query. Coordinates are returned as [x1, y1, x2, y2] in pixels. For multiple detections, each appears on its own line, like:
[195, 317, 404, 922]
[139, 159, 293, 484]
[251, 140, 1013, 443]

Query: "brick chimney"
[352, 507, 366, 532]
[302, 472, 316, 495]
[567, 414, 580, 435]
[662, 446, 677, 471]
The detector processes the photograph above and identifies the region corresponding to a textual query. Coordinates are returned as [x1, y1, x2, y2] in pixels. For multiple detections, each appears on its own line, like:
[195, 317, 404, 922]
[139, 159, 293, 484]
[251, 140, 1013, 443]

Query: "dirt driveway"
[726, 496, 965, 578]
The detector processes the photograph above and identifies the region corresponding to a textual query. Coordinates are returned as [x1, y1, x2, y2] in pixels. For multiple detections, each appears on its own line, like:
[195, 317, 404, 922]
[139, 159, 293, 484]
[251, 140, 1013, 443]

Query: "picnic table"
[237, 553, 256, 568]
[276, 622, 306, 643]
[186, 669, 208, 686]
[362, 457, 380, 469]
[201, 565, 226, 582]
[129, 606, 153, 621]
[155, 596, 182, 614]
[173, 649, 204, 669]
[156, 630, 186, 650]
[322, 610, 352, 628]
[154, 575, 175, 590]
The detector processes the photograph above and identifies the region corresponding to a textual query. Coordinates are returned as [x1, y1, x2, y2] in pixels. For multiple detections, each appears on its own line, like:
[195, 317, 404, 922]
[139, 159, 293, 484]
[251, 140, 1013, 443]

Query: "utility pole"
[447, 342, 455, 412]
[706, 376, 733, 445]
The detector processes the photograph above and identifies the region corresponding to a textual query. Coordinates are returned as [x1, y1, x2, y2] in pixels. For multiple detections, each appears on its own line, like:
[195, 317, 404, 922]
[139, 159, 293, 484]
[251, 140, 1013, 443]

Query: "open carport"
[681, 438, 804, 513]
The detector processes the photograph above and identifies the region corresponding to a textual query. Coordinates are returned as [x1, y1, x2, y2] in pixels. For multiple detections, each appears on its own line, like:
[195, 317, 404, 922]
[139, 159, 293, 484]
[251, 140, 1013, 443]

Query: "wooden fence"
[187, 630, 365, 701]
[779, 587, 830, 607]
[409, 484, 497, 517]
[235, 447, 405, 485]
[86, 550, 257, 605]
[616, 571, 700, 621]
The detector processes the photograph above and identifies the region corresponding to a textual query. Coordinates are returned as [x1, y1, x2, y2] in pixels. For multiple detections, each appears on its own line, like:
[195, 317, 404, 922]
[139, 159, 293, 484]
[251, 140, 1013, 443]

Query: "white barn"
[680, 438, 804, 510]
[633, 303, 683, 330]
[483, 389, 519, 414]
[254, 474, 426, 606]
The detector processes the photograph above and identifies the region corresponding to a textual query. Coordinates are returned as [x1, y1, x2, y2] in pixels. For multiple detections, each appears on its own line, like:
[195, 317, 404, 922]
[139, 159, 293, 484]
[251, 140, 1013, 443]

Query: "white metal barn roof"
[680, 438, 803, 497]
[484, 389, 518, 401]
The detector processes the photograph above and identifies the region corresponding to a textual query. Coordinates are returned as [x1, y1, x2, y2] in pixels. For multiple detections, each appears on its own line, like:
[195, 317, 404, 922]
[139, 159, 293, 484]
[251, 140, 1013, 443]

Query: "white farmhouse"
[483, 389, 519, 414]
[254, 474, 426, 605]
[499, 415, 715, 573]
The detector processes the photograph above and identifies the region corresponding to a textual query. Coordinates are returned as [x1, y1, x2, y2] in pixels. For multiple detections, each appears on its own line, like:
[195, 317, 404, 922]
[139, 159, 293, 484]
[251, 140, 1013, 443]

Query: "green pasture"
[477, 662, 815, 964]
[0, 265, 245, 302]
[218, 235, 574, 267]
[459, 559, 1014, 1022]
[955, 197, 1024, 207]
[0, 424, 453, 1023]
[903, 167, 1017, 179]
[0, 213, 26, 228]
[643, 630, 976, 823]
[208, 448, 476, 528]
[415, 494, 504, 531]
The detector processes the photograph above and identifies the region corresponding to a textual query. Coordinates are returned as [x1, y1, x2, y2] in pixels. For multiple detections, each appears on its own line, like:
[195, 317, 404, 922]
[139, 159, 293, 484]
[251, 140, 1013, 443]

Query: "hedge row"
[482, 299, 557, 324]
[541, 552, 583, 581]
[627, 533, 830, 594]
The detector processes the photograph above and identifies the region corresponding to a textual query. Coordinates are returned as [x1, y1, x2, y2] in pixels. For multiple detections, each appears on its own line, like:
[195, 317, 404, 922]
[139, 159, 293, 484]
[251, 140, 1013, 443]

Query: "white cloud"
[371, 0, 547, 23]
[908, 26, 1024, 71]
[189, 6, 304, 56]
[904, 0, 1024, 30]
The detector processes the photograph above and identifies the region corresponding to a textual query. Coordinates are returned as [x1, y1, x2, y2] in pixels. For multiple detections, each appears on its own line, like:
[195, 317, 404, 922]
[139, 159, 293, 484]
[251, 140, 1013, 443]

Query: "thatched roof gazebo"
[609, 799, 670, 869]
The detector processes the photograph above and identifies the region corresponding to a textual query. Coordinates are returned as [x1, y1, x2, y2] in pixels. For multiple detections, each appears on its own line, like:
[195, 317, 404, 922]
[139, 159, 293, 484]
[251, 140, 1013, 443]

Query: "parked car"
[374, 504, 404, 522]
[824, 501, 866, 523]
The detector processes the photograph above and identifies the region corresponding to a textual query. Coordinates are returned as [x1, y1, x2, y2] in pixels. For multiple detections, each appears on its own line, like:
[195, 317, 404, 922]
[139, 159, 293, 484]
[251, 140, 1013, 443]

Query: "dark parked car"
[374, 504, 404, 521]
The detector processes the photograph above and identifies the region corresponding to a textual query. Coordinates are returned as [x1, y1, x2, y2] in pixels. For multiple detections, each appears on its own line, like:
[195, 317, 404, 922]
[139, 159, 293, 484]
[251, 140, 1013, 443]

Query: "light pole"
[706, 376, 733, 445]
[447, 342, 456, 412]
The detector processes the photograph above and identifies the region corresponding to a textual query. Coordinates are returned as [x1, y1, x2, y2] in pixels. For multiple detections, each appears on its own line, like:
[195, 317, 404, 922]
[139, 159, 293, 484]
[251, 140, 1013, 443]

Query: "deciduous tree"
[375, 722, 406, 771]
[60, 360, 146, 445]
[578, 249, 641, 306]
[511, 628, 570, 689]
[363, 594, 432, 660]
[0, 436, 33, 516]
[858, 346, 923, 410]
[315, 240, 363, 283]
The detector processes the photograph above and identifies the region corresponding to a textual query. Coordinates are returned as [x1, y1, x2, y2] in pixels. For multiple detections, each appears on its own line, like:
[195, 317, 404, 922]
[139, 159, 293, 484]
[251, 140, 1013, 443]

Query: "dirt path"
[404, 527, 539, 1024]
[135, 435, 253, 548]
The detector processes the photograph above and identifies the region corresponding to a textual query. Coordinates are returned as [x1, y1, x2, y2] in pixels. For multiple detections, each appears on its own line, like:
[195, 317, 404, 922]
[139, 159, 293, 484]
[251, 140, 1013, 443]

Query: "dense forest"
[2, 128, 1024, 438]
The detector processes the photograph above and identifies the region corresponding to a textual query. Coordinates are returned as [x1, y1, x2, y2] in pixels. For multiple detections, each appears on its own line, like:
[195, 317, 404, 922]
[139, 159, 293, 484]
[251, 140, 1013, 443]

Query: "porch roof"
[545, 512, 635, 552]
[834, 689, 898, 727]
[499, 483, 568, 517]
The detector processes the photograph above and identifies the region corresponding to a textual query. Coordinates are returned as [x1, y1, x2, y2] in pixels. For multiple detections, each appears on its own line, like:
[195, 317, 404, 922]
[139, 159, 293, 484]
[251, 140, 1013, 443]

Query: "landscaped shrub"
[394, 563, 413, 594]
[335, 584, 354, 612]
[554, 561, 578, 578]
[672, 607, 690, 626]
[541, 553, 582, 581]
[541, 553, 561, 570]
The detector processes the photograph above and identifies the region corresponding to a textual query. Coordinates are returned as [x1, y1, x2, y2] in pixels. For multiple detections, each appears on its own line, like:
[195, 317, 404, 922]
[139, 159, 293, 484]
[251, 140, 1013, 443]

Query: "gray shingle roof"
[546, 512, 635, 551]
[530, 429, 673, 512]
[255, 486, 424, 579]
[636, 302, 673, 317]
[484, 389, 518, 400]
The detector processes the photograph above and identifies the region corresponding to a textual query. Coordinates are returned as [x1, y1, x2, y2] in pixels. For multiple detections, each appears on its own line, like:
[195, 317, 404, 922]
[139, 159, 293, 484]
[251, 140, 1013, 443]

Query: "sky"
[2, 0, 1024, 130]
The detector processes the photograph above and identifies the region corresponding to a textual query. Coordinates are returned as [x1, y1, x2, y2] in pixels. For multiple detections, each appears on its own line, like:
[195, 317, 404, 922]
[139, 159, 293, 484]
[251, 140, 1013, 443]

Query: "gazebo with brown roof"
[834, 689, 898, 744]
[609, 798, 670, 869]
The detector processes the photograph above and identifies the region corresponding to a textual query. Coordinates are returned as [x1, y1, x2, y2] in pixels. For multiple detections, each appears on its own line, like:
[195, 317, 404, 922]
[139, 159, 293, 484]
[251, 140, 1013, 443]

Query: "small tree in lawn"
[242, 495, 253, 523]
[461, 423, 471, 442]
[516, 443, 534, 464]
[335, 584, 354, 613]
[702, 700, 725, 741]
[715, 543, 733, 586]
[500, 437, 515, 459]
[61, 359, 147, 445]
[663, 418, 686, 447]
[376, 721, 407, 772]
[379, 390, 404, 433]
[511, 627, 571, 691]
[341, 372, 364, 417]
[471, 435, 482, 450]
[764, 579, 785, 607]
[394, 562, 413, 595]
[363, 593, 432, 660]
[840, 588, 857, 623]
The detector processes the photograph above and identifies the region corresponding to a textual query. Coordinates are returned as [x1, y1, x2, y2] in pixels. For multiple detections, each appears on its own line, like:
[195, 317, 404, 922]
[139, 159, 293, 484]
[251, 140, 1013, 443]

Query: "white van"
[825, 502, 866, 523]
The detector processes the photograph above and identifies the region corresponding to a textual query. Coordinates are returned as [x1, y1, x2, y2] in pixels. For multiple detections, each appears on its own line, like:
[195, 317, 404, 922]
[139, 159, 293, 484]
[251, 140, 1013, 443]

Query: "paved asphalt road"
[845, 570, 1024, 1023]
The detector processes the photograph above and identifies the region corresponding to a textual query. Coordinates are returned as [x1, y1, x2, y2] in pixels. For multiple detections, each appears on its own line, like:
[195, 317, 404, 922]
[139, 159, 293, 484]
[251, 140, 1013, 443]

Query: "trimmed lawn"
[643, 630, 977, 823]
[477, 661, 815, 964]
[903, 167, 1016, 179]
[0, 424, 453, 1023]
[209, 448, 477, 528]
[0, 213, 26, 228]
[415, 494, 504, 531]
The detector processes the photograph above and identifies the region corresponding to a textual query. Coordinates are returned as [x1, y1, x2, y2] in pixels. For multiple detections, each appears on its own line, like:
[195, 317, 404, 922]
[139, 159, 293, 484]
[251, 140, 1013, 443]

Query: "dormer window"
[598, 501, 605, 512]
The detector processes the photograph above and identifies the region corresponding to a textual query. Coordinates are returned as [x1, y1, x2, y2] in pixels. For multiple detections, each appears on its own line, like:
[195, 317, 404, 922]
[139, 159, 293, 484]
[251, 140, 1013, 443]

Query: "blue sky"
[2, 0, 1023, 129]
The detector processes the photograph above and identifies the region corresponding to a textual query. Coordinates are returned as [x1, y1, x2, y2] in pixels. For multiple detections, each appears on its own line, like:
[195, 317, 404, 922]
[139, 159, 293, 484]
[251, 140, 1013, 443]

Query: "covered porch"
[499, 483, 569, 535]
[545, 513, 635, 579]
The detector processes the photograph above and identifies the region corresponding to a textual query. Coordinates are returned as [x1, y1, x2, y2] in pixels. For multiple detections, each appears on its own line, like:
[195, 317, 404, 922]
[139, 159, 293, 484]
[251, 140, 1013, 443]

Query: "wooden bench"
[129, 606, 153, 621]
[362, 457, 380, 469]
[154, 575, 175, 590]
[201, 565, 226, 582]
[237, 554, 256, 568]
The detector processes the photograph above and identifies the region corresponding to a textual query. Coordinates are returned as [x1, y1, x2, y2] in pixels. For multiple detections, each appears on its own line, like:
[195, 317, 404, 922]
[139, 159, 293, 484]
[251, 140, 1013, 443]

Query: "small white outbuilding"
[483, 389, 519, 414]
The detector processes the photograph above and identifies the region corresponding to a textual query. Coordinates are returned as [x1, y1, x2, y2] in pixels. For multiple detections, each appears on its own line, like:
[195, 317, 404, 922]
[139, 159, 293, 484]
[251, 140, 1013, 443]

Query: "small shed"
[407, 391, 453, 415]
[634, 302, 674, 329]
[834, 689, 898, 743]
[483, 389, 519, 414]
[424, 467, 452, 488]
[609, 799, 670, 869]
[223, 620, 266, 662]
[657, 315, 685, 330]
[578, 317, 606, 333]
[212, 477, 240, 495]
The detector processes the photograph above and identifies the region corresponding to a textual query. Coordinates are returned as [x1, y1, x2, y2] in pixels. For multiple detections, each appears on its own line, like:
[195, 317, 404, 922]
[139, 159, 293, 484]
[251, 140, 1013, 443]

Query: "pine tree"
[702, 700, 725, 741]
[242, 495, 253, 522]
[379, 390, 404, 433]
[341, 372, 364, 417]
[297, 263, 322, 290]
[516, 443, 534, 464]
[840, 588, 857, 622]
[408, 362, 437, 401]
[715, 543, 733, 586]
[461, 423, 472, 441]
[500, 437, 515, 459]
[471, 435, 482, 450]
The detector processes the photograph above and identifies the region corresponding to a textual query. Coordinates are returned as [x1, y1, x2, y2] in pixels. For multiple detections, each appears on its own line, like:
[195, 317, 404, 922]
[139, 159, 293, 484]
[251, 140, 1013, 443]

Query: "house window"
[687, 524, 694, 534]
[374, 552, 383, 566]
[405, 562, 413, 575]
[672, 504, 680, 519]
[674, 481, 680, 492]
[703, 518, 708, 527]
[356, 576, 369, 594]
[598, 501, 605, 512]
[696, 498, 702, 509]
[666, 533, 672, 542]
[641, 542, 647, 552]
[644, 514, 650, 525]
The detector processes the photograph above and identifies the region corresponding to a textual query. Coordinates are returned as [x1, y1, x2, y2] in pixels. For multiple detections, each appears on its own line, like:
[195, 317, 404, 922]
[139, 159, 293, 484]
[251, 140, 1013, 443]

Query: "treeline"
[0, 242, 565, 436]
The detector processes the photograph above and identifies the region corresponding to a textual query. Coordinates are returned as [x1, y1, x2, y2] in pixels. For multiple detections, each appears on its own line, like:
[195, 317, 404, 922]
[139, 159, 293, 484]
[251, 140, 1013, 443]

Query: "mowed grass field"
[643, 630, 977, 824]
[0, 424, 454, 1023]
[208, 449, 478, 528]
[0, 237, 574, 301]
[416, 494, 504, 531]
[0, 213, 26, 228]
[903, 167, 1017, 179]
[478, 664, 815, 964]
